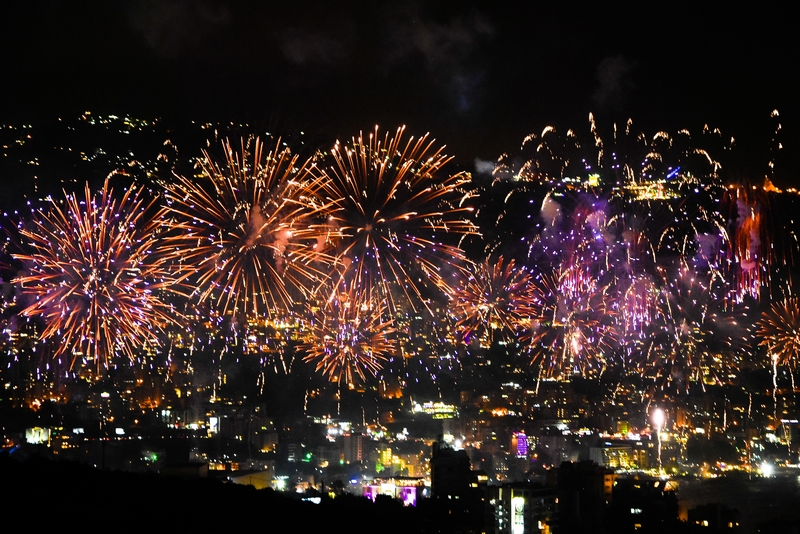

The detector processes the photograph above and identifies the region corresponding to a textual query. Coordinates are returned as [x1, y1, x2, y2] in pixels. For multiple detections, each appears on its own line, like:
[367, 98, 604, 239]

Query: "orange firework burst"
[13, 178, 177, 368]
[161, 137, 331, 321]
[724, 183, 771, 302]
[310, 126, 477, 312]
[301, 284, 395, 386]
[449, 255, 535, 345]
[758, 297, 800, 368]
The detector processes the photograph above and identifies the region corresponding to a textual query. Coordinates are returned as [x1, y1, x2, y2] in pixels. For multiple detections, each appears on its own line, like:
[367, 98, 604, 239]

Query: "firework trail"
[639, 268, 749, 394]
[609, 209, 662, 340]
[160, 137, 331, 322]
[768, 109, 783, 186]
[301, 282, 396, 387]
[496, 115, 726, 189]
[492, 121, 601, 184]
[309, 126, 478, 313]
[13, 178, 177, 368]
[655, 191, 729, 277]
[448, 255, 535, 346]
[618, 273, 661, 339]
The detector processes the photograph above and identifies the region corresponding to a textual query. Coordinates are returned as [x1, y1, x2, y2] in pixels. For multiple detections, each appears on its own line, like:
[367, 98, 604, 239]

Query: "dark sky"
[1, 1, 796, 167]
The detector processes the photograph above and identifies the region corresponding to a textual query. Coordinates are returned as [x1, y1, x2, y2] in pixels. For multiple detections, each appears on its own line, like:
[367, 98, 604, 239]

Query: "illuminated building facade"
[363, 477, 425, 507]
[511, 432, 529, 459]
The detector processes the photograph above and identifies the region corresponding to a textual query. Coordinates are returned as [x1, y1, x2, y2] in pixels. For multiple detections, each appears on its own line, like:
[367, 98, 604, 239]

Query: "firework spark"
[526, 266, 617, 378]
[309, 126, 477, 312]
[619, 273, 661, 337]
[724, 183, 771, 302]
[449, 255, 535, 346]
[161, 137, 331, 322]
[301, 284, 396, 386]
[640, 269, 748, 393]
[758, 297, 800, 369]
[13, 178, 177, 368]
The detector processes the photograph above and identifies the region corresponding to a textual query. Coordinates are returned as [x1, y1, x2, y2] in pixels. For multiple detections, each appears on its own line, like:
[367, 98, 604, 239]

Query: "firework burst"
[640, 269, 749, 393]
[301, 284, 396, 386]
[13, 178, 177, 368]
[161, 137, 330, 321]
[525, 266, 617, 378]
[449, 255, 535, 346]
[758, 297, 800, 369]
[724, 183, 772, 302]
[309, 126, 477, 312]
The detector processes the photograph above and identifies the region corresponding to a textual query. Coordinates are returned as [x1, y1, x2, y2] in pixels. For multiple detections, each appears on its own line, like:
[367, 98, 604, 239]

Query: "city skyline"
[1, 108, 797, 534]
[2, 4, 799, 532]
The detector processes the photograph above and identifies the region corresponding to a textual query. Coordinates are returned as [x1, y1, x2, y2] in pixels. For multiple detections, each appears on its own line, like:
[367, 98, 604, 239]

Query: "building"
[555, 461, 616, 531]
[363, 477, 425, 507]
[342, 432, 364, 463]
[486, 482, 557, 534]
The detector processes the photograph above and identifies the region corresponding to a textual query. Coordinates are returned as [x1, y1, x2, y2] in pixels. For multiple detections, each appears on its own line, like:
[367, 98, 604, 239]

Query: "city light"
[0, 107, 796, 531]
[652, 408, 665, 474]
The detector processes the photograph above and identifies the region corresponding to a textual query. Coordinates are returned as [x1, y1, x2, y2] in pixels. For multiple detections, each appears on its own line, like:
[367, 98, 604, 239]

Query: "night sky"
[1, 2, 796, 179]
